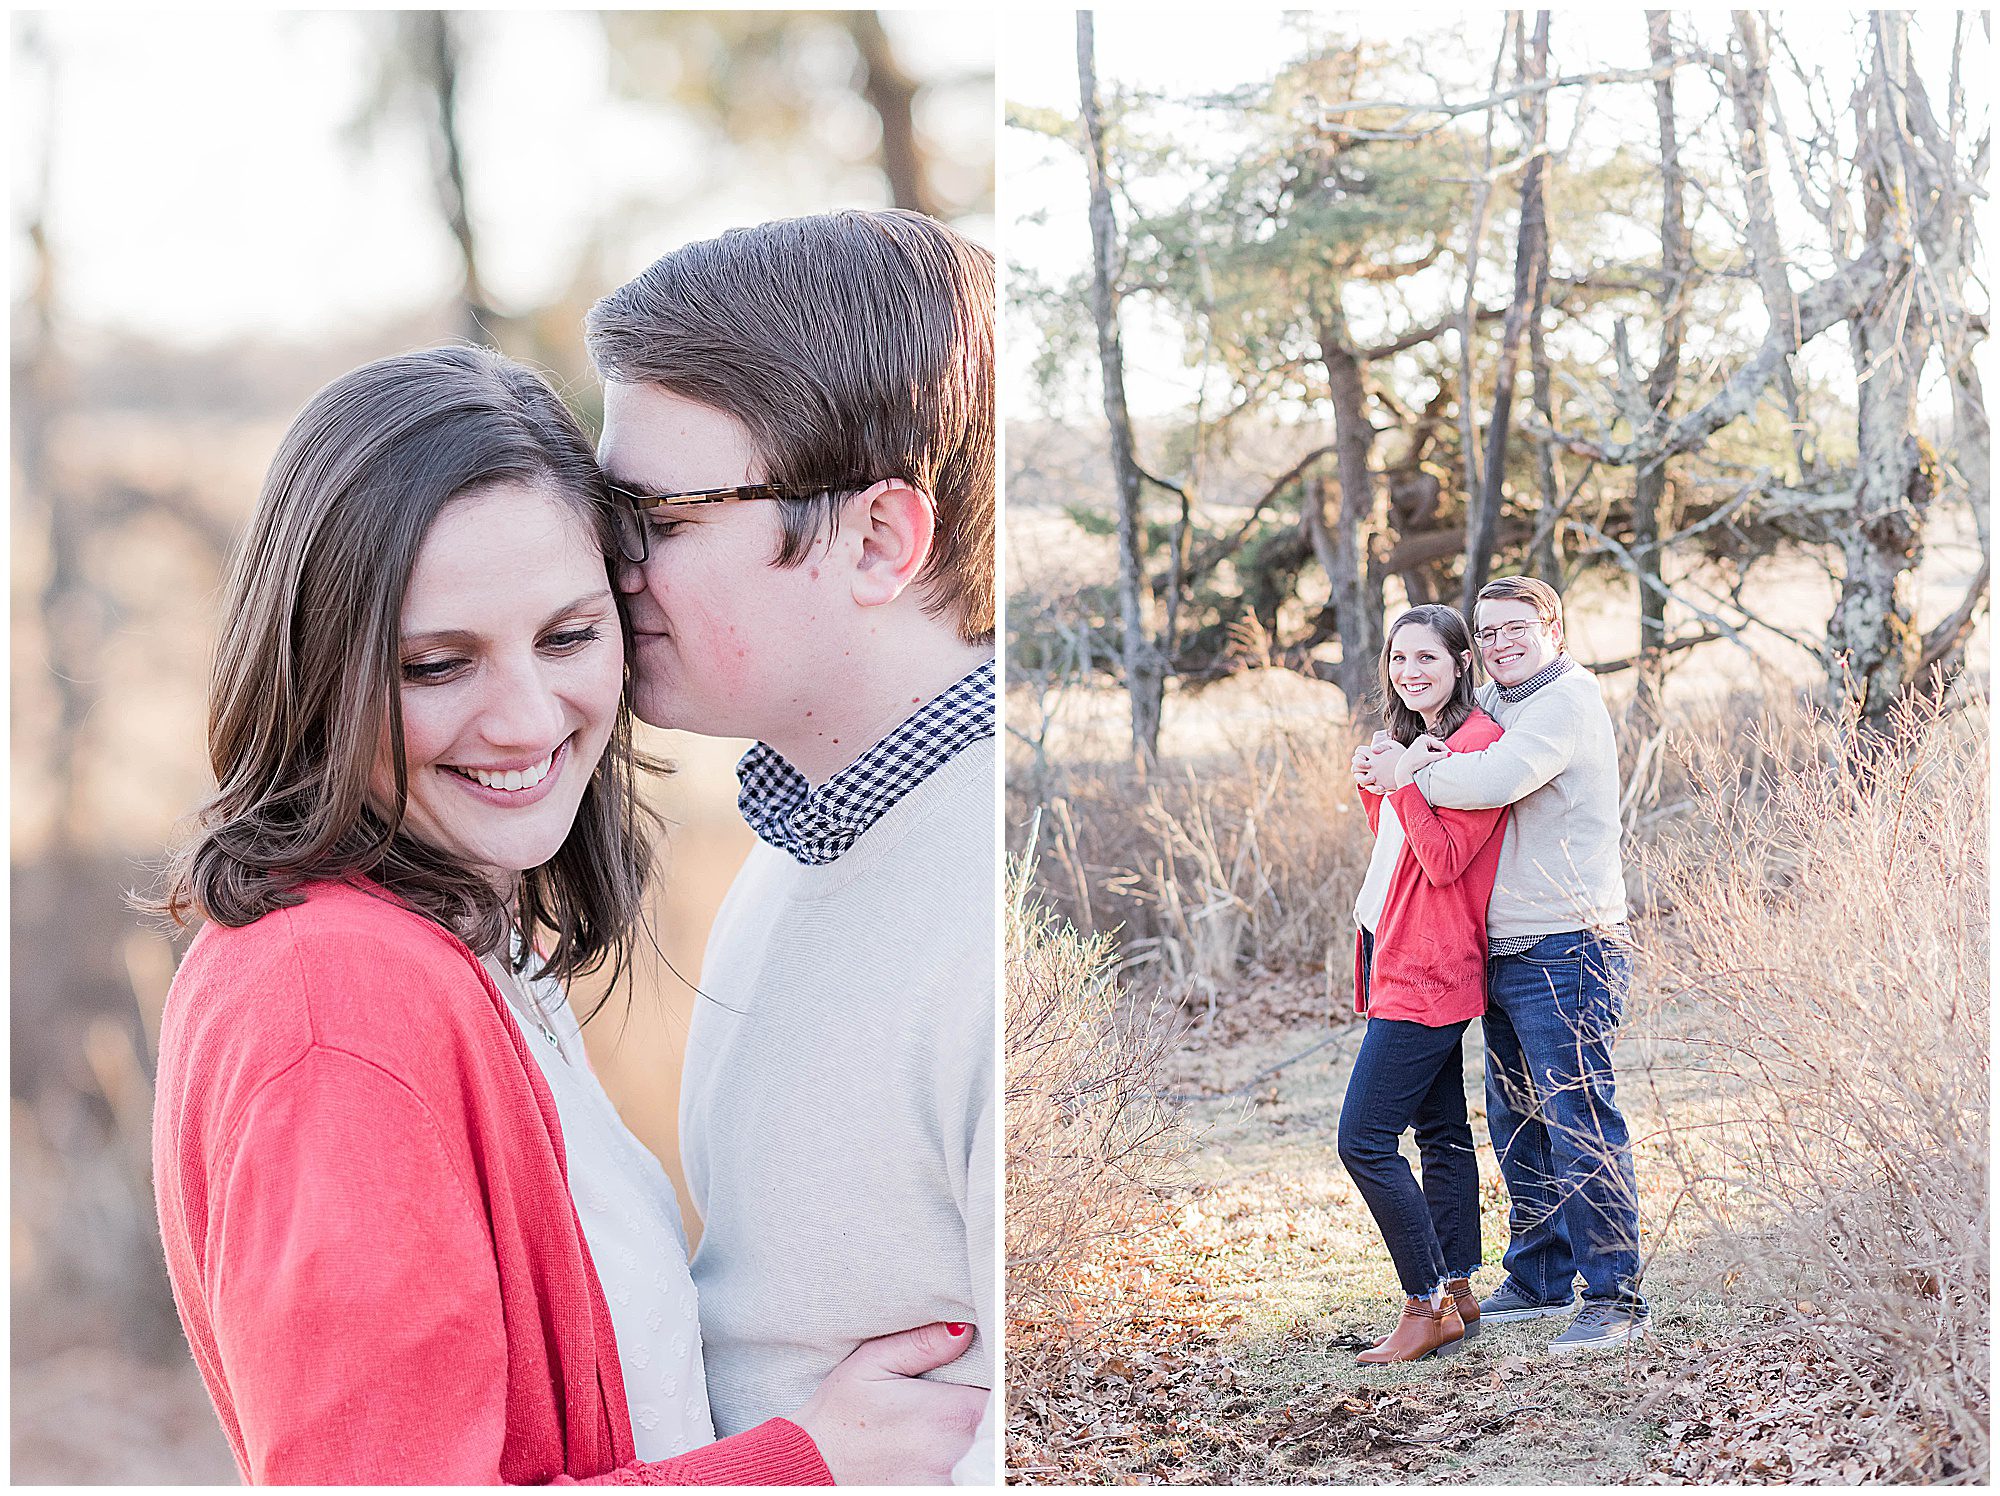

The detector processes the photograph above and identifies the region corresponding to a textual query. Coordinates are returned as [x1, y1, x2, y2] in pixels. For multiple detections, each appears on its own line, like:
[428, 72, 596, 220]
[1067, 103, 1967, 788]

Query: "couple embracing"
[147, 211, 995, 1484]
[1341, 576, 1650, 1363]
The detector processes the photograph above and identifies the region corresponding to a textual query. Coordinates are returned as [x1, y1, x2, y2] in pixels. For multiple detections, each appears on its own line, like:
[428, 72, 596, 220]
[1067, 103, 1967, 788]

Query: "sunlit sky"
[999, 10, 1988, 420]
[11, 11, 995, 348]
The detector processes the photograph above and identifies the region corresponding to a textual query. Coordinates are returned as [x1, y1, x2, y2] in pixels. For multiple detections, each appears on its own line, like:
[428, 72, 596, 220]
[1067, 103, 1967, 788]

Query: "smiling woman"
[153, 347, 649, 975]
[1341, 601, 1509, 1363]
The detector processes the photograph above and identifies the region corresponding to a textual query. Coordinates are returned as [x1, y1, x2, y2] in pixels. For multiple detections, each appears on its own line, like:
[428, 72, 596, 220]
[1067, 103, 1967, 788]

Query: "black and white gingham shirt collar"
[737, 658, 996, 865]
[1497, 653, 1575, 703]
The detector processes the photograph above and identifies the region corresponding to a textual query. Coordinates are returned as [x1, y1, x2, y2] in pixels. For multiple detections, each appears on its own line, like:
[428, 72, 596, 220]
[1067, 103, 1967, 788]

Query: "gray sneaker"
[1548, 1300, 1651, 1354]
[1478, 1280, 1577, 1323]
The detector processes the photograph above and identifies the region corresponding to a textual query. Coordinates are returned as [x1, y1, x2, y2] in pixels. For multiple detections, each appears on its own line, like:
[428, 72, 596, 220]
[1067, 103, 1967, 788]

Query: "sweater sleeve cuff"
[602, 1419, 833, 1486]
[696, 1419, 833, 1486]
[1386, 781, 1428, 813]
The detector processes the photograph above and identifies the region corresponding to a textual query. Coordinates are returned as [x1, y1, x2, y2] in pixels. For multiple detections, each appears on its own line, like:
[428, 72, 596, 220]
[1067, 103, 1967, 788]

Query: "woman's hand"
[1393, 734, 1450, 788]
[790, 1322, 986, 1485]
[1353, 731, 1400, 793]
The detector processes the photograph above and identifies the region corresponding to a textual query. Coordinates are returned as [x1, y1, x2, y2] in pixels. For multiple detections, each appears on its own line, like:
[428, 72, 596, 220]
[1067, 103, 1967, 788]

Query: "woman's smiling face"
[1387, 621, 1462, 719]
[372, 479, 625, 883]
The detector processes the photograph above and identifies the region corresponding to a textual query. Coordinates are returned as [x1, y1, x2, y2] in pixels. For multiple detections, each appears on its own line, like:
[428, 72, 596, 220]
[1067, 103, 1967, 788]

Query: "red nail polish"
[945, 1322, 969, 1336]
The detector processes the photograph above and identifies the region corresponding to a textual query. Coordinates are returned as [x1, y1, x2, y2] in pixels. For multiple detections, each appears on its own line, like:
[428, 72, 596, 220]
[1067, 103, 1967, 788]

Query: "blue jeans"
[1483, 930, 1645, 1308]
[1338, 932, 1481, 1298]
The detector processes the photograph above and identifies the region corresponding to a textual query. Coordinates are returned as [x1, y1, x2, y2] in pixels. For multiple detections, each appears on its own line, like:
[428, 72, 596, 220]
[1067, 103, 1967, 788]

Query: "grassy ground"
[1008, 967, 1932, 1484]
[1172, 973, 1706, 1483]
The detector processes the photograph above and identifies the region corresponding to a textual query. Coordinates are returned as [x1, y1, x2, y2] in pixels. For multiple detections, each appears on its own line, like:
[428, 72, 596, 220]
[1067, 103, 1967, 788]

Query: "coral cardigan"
[151, 879, 830, 1486]
[1354, 710, 1510, 1027]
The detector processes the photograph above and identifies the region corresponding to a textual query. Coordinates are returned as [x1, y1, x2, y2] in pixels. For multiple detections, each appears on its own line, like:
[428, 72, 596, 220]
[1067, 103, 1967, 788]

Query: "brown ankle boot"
[1373, 1280, 1480, 1347]
[1356, 1295, 1466, 1364]
[1446, 1277, 1480, 1337]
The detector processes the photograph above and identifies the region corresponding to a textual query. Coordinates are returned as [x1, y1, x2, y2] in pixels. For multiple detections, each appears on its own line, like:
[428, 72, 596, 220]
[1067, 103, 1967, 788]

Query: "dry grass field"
[1005, 682, 1987, 1484]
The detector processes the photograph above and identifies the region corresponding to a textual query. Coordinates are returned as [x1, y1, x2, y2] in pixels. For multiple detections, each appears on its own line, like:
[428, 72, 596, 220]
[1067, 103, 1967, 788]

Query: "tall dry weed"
[1017, 713, 1374, 1002]
[1631, 687, 1988, 1479]
[1005, 854, 1190, 1343]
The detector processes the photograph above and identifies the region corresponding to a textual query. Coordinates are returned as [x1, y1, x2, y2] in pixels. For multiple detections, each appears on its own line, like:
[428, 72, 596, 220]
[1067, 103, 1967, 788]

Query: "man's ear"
[1549, 615, 1565, 652]
[847, 479, 936, 609]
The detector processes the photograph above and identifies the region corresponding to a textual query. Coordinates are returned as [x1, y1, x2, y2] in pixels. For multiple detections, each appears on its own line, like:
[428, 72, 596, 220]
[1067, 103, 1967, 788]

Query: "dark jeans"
[1483, 930, 1646, 1308]
[1338, 932, 1481, 1298]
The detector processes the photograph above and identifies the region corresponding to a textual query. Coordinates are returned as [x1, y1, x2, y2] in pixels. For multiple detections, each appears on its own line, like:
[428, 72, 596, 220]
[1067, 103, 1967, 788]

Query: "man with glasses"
[1358, 574, 1647, 1353]
[586, 210, 997, 1482]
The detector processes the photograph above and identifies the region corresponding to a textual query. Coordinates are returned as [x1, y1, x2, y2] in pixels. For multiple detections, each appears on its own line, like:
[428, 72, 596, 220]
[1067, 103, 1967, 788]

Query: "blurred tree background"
[9, 12, 991, 1480]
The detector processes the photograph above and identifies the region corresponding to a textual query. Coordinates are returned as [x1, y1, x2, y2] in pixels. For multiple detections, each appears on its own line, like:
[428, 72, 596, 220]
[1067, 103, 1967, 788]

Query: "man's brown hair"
[585, 209, 995, 644]
[145, 346, 659, 991]
[1475, 574, 1564, 628]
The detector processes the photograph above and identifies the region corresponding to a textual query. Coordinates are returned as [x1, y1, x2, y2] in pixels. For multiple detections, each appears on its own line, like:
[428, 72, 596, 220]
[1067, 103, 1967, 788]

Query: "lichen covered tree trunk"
[1460, 11, 1549, 615]
[1078, 14, 1164, 764]
[1314, 295, 1386, 719]
[1632, 11, 1687, 730]
[1826, 14, 1934, 729]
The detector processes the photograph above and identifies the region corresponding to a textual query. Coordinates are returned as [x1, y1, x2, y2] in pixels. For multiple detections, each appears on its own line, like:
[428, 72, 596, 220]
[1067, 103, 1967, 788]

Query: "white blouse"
[1353, 792, 1407, 934]
[509, 970, 715, 1461]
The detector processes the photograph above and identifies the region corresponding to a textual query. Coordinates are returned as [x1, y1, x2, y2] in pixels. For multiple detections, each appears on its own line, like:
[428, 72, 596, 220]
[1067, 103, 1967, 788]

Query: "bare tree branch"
[1350, 242, 1445, 282]
[1585, 629, 1729, 676]
[1528, 239, 1904, 467]
[1314, 60, 1684, 140]
[1917, 559, 1990, 675]
[1568, 513, 1790, 668]
[1187, 445, 1339, 577]
[1359, 304, 1504, 361]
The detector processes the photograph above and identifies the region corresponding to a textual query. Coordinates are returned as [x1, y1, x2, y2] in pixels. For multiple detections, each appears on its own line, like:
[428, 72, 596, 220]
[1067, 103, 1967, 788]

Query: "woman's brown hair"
[1376, 604, 1482, 746]
[147, 345, 658, 988]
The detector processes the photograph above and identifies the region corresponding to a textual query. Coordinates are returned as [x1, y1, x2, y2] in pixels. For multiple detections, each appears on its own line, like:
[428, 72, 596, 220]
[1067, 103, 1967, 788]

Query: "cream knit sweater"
[1412, 664, 1629, 940]
[679, 737, 997, 1450]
